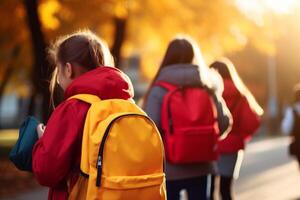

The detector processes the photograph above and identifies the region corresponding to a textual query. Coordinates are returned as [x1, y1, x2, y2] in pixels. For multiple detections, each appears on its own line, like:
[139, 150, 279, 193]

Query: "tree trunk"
[0, 67, 13, 104]
[0, 66, 14, 128]
[0, 46, 21, 129]
[24, 0, 51, 122]
[111, 17, 127, 68]
[0, 46, 20, 102]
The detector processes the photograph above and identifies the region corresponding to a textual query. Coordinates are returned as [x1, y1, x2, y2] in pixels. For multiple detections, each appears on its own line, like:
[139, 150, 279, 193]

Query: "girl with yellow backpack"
[32, 30, 166, 200]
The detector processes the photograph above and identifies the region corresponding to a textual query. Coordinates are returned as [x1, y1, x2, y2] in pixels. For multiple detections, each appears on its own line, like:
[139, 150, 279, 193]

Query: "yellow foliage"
[5, 83, 31, 98]
[252, 36, 276, 56]
[38, 0, 61, 30]
[125, 0, 264, 79]
[0, 0, 293, 96]
[114, 0, 128, 19]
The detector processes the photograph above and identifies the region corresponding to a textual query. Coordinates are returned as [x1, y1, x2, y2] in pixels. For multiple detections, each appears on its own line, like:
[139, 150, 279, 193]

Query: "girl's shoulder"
[52, 98, 90, 117]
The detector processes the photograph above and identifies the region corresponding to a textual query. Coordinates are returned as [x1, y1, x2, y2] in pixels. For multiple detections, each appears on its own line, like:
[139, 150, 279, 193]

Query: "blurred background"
[0, 0, 300, 199]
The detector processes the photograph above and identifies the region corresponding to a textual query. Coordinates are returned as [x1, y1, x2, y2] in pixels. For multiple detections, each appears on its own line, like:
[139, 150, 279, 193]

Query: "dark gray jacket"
[144, 64, 231, 180]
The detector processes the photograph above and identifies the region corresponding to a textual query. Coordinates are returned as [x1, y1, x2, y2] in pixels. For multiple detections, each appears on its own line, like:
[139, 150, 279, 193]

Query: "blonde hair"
[48, 30, 114, 107]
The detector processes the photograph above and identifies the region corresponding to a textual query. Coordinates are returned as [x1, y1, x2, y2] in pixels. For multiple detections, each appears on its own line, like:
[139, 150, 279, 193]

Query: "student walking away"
[143, 36, 232, 200]
[210, 58, 263, 200]
[11, 30, 166, 200]
[281, 83, 300, 166]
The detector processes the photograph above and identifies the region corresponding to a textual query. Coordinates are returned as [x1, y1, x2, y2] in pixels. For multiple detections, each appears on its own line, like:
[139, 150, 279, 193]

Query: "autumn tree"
[0, 1, 30, 100]
[24, 0, 53, 121]
[0, 0, 295, 123]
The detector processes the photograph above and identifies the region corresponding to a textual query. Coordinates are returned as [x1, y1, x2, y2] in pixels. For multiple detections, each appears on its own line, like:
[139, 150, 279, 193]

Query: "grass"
[0, 158, 39, 198]
[0, 129, 18, 147]
[0, 129, 39, 198]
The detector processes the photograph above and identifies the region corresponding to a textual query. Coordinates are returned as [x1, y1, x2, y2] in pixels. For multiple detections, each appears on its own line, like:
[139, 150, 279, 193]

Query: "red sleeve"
[32, 99, 89, 187]
[238, 98, 261, 139]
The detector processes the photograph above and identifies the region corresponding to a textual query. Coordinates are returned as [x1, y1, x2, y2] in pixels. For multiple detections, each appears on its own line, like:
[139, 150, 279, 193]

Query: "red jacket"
[218, 79, 260, 154]
[32, 66, 134, 200]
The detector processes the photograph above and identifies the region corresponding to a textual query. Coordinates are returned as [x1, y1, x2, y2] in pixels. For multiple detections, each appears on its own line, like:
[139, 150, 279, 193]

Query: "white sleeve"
[281, 107, 294, 135]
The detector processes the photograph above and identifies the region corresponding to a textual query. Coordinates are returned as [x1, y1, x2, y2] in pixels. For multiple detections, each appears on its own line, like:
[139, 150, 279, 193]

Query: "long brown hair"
[210, 58, 264, 116]
[48, 30, 114, 107]
[143, 35, 222, 108]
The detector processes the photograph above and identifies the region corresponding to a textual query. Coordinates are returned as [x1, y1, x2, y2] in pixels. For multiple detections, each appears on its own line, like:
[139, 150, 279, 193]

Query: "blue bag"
[9, 116, 39, 172]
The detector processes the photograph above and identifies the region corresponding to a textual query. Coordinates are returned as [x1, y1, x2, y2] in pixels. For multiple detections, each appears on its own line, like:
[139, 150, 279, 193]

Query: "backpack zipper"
[96, 113, 151, 187]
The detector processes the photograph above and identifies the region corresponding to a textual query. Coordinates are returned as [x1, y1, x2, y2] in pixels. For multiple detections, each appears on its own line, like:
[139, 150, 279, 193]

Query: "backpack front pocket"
[91, 173, 166, 200]
[167, 126, 218, 163]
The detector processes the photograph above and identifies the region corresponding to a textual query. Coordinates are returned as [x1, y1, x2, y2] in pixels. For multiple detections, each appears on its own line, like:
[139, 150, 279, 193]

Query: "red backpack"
[234, 96, 261, 139]
[156, 81, 219, 164]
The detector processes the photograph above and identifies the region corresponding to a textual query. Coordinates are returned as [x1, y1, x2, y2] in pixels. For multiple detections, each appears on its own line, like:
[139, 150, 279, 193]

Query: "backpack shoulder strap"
[68, 94, 101, 104]
[154, 81, 178, 91]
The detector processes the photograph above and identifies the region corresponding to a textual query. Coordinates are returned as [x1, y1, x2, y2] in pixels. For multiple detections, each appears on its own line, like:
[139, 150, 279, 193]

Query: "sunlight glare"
[235, 0, 297, 26]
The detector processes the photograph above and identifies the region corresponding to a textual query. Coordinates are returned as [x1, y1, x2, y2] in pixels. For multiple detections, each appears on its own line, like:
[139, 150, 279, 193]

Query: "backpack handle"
[154, 81, 178, 91]
[155, 81, 205, 91]
[68, 94, 101, 104]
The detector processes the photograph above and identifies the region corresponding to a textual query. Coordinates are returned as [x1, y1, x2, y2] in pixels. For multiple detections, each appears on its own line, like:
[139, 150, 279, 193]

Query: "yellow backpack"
[67, 94, 166, 200]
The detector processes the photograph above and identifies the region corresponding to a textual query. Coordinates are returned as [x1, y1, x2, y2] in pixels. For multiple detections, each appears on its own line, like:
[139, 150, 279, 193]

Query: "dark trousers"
[210, 175, 233, 200]
[167, 176, 209, 200]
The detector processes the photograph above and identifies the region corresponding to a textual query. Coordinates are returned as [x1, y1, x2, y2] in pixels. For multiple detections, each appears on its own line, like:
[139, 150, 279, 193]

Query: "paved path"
[235, 136, 300, 200]
[2, 136, 300, 200]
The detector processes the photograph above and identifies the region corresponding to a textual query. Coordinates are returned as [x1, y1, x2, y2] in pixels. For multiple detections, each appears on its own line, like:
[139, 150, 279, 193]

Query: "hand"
[36, 123, 46, 138]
